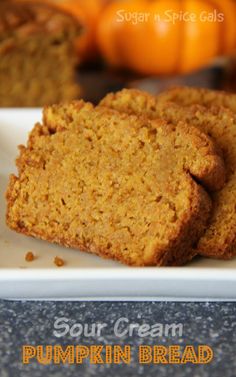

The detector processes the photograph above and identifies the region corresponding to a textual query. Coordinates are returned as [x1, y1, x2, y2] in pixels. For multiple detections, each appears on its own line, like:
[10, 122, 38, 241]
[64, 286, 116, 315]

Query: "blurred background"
[1, 0, 236, 106]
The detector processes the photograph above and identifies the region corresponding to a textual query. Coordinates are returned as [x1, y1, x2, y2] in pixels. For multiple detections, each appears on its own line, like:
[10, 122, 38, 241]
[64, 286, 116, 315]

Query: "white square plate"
[0, 109, 236, 300]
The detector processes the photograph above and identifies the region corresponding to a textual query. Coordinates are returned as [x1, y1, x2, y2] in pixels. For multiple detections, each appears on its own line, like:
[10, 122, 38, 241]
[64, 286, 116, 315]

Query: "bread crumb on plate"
[54, 256, 65, 267]
[25, 251, 35, 262]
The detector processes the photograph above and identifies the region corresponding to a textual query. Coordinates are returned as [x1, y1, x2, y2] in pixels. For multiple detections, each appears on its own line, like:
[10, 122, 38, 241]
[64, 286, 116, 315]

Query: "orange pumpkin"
[97, 0, 236, 75]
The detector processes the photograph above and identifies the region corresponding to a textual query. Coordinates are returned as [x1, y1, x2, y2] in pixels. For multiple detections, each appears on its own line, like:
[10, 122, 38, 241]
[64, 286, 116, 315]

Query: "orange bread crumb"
[25, 251, 35, 262]
[54, 256, 65, 267]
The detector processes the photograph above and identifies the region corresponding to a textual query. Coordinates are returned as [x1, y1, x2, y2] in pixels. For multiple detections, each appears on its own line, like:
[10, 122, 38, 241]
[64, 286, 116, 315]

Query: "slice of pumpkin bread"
[6, 100, 216, 266]
[100, 89, 226, 192]
[100, 88, 235, 260]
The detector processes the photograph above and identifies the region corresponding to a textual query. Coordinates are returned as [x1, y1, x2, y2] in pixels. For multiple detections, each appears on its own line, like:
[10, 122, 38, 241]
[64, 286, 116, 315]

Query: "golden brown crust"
[158, 86, 236, 113]
[6, 100, 214, 266]
[100, 88, 235, 260]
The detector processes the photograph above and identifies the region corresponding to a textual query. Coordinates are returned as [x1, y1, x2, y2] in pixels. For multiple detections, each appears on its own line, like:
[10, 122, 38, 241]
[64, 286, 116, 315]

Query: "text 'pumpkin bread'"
[6, 100, 224, 266]
[100, 88, 235, 260]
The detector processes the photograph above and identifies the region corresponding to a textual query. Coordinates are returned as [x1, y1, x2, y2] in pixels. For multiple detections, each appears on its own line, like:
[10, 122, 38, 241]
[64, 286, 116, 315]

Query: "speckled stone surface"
[0, 301, 235, 377]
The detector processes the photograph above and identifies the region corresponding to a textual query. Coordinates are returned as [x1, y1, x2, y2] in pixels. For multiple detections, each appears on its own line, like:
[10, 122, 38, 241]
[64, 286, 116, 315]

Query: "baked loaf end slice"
[6, 101, 214, 266]
[100, 88, 235, 259]
[0, 0, 81, 107]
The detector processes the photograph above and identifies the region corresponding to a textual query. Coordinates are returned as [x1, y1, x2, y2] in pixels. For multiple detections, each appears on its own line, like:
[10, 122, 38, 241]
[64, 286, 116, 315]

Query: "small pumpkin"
[97, 0, 236, 75]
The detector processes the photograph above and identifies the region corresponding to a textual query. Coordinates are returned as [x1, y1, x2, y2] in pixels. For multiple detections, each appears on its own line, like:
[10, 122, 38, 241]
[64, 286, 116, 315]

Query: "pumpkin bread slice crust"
[158, 86, 236, 113]
[100, 88, 235, 260]
[6, 100, 215, 266]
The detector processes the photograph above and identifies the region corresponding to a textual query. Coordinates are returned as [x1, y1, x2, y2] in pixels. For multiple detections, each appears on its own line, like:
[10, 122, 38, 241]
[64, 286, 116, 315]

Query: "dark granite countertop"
[0, 301, 235, 377]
